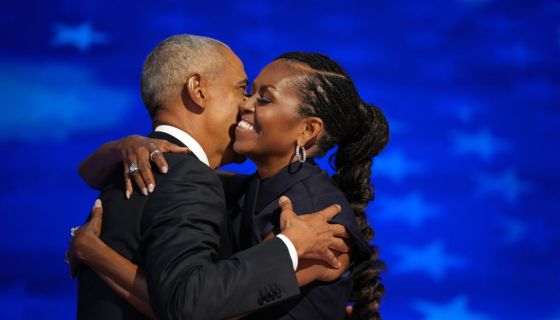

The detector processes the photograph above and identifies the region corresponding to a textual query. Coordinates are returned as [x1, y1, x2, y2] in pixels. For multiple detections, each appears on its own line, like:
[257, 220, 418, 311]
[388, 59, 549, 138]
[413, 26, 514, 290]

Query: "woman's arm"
[263, 232, 351, 286]
[78, 135, 188, 195]
[68, 200, 156, 319]
[78, 140, 122, 189]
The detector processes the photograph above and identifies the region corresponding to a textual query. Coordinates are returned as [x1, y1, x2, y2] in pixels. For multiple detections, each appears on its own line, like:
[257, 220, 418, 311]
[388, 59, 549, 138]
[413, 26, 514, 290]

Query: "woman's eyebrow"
[258, 84, 278, 93]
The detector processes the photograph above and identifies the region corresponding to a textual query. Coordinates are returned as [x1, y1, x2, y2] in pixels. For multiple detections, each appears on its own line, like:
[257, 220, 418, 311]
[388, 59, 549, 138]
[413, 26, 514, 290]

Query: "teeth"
[238, 120, 255, 131]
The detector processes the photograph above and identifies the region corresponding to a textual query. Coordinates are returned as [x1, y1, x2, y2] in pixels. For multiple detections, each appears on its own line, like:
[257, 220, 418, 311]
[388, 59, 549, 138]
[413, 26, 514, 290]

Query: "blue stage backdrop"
[1, 0, 558, 319]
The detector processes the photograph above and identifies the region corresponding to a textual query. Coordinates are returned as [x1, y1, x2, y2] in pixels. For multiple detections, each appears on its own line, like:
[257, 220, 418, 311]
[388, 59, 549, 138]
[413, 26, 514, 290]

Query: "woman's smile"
[236, 119, 256, 132]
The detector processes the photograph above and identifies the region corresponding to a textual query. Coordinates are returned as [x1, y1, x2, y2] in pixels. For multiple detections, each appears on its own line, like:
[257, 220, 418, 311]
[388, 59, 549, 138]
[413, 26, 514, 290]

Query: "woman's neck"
[253, 154, 298, 179]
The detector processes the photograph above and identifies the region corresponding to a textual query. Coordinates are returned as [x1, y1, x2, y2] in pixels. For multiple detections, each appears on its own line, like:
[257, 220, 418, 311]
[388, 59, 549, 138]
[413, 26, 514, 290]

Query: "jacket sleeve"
[142, 155, 299, 320]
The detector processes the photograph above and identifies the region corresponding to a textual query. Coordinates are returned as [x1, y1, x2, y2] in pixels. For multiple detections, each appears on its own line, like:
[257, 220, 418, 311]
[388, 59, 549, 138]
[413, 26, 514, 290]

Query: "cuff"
[276, 234, 298, 270]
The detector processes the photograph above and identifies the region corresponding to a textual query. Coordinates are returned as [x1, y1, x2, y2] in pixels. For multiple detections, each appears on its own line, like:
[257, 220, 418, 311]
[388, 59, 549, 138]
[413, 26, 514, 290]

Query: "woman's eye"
[257, 97, 271, 105]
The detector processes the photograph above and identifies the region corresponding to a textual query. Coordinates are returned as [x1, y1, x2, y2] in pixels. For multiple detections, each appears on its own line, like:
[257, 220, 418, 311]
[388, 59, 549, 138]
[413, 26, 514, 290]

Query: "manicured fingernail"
[148, 184, 154, 193]
[279, 196, 288, 203]
[142, 187, 148, 196]
[162, 166, 168, 174]
[94, 199, 102, 208]
[126, 191, 131, 199]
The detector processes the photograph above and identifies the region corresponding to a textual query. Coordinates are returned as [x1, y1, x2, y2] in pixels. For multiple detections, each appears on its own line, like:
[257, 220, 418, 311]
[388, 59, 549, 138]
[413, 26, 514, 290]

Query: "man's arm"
[142, 154, 349, 320]
[142, 155, 299, 320]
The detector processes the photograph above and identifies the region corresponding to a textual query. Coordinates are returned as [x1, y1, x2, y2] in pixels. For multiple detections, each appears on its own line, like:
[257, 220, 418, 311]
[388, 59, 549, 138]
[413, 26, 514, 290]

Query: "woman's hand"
[115, 135, 189, 198]
[67, 199, 104, 278]
[66, 199, 156, 319]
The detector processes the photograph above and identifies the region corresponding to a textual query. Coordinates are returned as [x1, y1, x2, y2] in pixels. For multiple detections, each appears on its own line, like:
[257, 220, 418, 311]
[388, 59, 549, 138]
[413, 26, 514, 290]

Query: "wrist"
[110, 140, 125, 163]
[279, 230, 303, 257]
[75, 232, 102, 263]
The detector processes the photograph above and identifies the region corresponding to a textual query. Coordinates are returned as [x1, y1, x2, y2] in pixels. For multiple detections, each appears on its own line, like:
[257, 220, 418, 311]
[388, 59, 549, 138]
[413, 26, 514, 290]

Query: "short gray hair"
[140, 34, 228, 118]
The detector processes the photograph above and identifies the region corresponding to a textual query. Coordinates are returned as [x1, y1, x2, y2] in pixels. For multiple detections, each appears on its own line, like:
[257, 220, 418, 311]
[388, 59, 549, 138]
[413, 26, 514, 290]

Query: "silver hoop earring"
[295, 144, 307, 163]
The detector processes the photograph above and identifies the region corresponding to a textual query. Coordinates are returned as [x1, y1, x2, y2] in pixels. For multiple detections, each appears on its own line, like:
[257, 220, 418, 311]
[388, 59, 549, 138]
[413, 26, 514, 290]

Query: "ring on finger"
[128, 162, 139, 176]
[149, 149, 161, 161]
[70, 226, 80, 237]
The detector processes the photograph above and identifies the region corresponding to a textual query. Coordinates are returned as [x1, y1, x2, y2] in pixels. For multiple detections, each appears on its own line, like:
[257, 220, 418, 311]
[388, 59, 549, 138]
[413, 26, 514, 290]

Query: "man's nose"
[238, 96, 255, 113]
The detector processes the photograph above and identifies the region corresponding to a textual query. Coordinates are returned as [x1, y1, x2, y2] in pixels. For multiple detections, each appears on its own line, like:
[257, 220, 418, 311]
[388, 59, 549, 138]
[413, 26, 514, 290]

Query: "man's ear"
[182, 73, 207, 113]
[299, 117, 324, 148]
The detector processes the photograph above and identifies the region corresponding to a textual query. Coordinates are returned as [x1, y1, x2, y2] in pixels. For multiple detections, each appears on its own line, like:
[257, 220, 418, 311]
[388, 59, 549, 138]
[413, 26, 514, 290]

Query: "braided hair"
[274, 52, 390, 320]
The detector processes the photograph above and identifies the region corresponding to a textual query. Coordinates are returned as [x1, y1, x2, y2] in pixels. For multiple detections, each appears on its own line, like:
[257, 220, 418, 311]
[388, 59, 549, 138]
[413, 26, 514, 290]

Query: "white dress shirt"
[154, 125, 298, 270]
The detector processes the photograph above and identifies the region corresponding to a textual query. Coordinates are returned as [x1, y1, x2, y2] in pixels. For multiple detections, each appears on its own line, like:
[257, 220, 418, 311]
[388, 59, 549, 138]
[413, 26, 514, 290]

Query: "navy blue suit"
[77, 132, 300, 320]
[224, 161, 372, 320]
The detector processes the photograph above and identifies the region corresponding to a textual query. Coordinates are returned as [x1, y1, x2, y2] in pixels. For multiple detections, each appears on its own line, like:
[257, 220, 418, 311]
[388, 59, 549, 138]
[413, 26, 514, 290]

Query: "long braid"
[275, 52, 390, 320]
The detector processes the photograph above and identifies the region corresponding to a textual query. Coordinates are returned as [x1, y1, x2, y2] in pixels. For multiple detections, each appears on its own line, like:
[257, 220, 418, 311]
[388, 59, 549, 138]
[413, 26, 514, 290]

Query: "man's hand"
[278, 196, 350, 269]
[67, 199, 104, 278]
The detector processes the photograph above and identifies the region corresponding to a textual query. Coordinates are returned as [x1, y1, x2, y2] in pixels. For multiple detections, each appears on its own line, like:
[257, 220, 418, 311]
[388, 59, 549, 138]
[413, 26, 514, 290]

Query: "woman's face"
[233, 59, 309, 165]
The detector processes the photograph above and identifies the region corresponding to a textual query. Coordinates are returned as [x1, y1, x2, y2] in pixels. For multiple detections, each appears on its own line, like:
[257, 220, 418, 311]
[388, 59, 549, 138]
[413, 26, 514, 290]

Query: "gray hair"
[140, 34, 228, 118]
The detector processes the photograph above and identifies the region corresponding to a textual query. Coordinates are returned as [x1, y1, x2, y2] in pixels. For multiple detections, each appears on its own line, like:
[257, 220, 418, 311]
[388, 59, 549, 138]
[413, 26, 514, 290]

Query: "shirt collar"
[154, 125, 210, 167]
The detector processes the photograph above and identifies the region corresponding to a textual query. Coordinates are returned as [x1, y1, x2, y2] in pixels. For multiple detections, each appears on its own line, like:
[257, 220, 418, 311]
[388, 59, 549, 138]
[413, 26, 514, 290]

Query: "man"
[73, 35, 347, 320]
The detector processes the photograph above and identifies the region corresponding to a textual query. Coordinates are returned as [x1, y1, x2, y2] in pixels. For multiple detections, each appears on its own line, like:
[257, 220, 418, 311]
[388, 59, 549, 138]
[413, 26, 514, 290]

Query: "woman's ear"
[182, 73, 207, 113]
[299, 117, 323, 148]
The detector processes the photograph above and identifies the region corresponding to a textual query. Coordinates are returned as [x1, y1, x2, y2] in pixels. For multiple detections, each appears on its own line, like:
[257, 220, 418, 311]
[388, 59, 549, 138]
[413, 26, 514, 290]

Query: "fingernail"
[162, 166, 168, 174]
[148, 184, 155, 193]
[126, 191, 131, 199]
[279, 196, 287, 203]
[94, 199, 102, 208]
[142, 187, 148, 196]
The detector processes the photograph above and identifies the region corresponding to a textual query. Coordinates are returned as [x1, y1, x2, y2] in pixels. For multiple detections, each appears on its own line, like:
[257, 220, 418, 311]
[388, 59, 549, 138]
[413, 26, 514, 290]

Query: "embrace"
[68, 34, 389, 320]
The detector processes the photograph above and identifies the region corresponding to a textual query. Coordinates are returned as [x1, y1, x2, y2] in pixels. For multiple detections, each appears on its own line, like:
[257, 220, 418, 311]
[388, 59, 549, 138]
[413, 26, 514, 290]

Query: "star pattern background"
[0, 0, 558, 319]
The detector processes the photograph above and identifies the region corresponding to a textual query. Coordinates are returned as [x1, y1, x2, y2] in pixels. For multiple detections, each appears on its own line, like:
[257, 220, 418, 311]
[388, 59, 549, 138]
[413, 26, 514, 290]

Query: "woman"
[72, 52, 389, 319]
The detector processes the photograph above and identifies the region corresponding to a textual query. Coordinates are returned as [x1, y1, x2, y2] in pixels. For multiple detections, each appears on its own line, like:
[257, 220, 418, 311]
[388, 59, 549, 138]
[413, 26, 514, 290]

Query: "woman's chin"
[232, 142, 249, 156]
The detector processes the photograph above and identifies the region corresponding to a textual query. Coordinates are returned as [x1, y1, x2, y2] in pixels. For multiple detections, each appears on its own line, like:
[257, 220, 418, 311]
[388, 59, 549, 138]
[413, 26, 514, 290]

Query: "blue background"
[1, 0, 559, 319]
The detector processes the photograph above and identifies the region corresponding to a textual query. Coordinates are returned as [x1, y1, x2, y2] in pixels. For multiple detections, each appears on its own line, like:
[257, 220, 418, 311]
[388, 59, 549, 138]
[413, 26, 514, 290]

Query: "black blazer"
[225, 161, 371, 320]
[77, 131, 300, 320]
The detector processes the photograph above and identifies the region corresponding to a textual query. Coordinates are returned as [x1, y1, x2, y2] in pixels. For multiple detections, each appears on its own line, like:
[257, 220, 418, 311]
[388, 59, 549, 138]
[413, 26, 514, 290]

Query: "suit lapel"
[254, 162, 321, 213]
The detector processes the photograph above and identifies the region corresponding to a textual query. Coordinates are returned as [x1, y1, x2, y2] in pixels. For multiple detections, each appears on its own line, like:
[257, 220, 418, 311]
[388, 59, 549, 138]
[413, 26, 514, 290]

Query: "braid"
[275, 52, 390, 320]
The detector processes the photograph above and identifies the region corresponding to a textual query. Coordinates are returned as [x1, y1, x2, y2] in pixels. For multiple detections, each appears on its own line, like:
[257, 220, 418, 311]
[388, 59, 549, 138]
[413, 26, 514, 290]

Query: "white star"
[52, 22, 109, 52]
[377, 192, 440, 227]
[393, 241, 466, 280]
[414, 296, 493, 320]
[475, 168, 532, 204]
[451, 129, 511, 161]
[374, 149, 423, 183]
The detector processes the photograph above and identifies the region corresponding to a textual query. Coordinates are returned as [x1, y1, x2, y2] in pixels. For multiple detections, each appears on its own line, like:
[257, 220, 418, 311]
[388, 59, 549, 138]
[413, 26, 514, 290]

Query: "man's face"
[205, 46, 248, 166]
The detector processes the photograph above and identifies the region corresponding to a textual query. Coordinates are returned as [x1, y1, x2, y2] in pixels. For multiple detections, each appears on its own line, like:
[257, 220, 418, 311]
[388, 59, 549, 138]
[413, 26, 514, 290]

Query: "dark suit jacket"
[77, 131, 300, 320]
[224, 161, 372, 320]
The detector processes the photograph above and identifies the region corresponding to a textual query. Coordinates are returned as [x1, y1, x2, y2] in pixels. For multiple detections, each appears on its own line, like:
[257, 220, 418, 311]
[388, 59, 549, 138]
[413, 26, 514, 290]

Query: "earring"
[295, 143, 307, 163]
